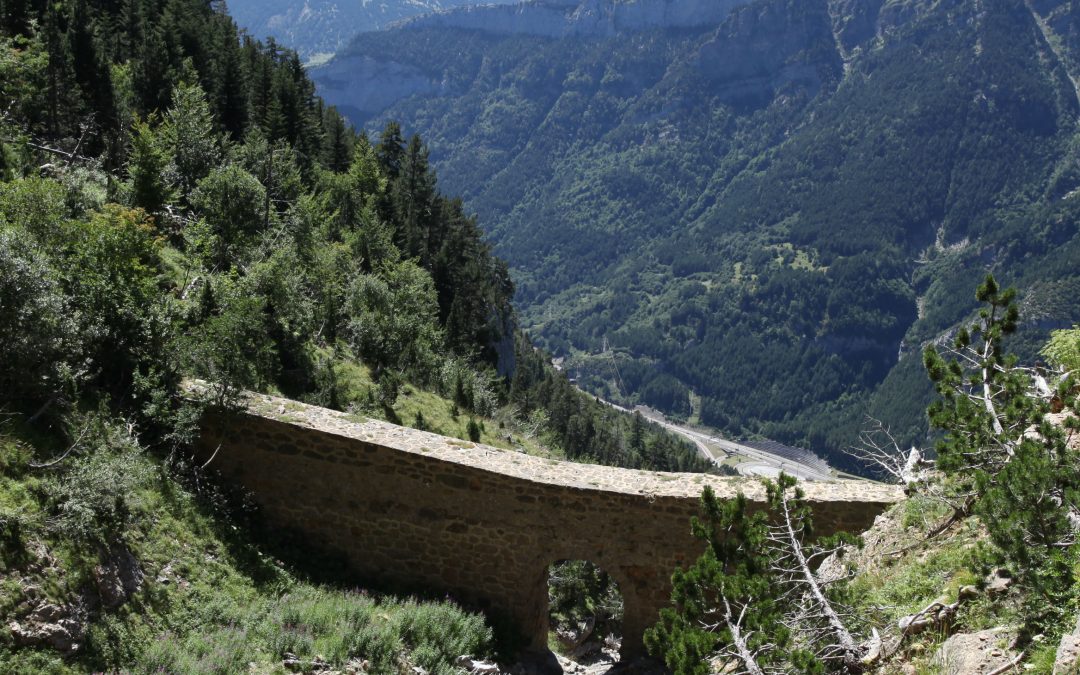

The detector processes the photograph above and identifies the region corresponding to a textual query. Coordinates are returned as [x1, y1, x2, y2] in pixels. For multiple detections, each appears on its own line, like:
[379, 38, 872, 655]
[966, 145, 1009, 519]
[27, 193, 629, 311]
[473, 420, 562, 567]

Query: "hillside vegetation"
[646, 282, 1080, 673]
[0, 0, 714, 670]
[316, 0, 1080, 468]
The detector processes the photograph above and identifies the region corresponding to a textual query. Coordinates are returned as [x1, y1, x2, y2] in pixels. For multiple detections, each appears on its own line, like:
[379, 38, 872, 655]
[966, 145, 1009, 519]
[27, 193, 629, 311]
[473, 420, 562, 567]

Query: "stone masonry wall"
[195, 392, 904, 659]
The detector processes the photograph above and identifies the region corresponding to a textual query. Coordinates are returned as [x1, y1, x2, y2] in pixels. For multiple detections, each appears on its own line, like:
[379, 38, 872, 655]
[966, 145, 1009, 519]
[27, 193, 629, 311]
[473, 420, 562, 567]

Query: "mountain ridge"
[310, 0, 1080, 467]
[225, 0, 523, 61]
[394, 0, 752, 38]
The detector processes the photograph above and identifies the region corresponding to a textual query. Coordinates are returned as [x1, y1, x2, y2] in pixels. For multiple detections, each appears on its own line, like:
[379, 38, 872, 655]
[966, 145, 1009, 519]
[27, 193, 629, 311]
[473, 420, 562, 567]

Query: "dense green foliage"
[645, 475, 862, 674]
[645, 489, 803, 675]
[321, 0, 1080, 468]
[0, 0, 716, 670]
[1042, 324, 1080, 374]
[648, 278, 1080, 672]
[925, 276, 1080, 613]
[0, 415, 493, 674]
[0, 0, 707, 473]
[547, 560, 623, 649]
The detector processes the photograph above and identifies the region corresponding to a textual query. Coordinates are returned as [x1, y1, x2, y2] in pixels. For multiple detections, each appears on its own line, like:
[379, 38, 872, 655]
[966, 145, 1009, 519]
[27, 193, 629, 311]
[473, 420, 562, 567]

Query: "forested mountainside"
[312, 0, 1080, 467]
[0, 0, 711, 472]
[0, 0, 713, 669]
[224, 0, 521, 63]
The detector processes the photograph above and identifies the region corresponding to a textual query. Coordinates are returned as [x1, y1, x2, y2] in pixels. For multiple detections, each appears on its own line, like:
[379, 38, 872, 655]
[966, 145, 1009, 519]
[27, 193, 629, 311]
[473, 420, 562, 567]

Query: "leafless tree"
[843, 416, 931, 487]
[764, 475, 868, 672]
[703, 593, 786, 675]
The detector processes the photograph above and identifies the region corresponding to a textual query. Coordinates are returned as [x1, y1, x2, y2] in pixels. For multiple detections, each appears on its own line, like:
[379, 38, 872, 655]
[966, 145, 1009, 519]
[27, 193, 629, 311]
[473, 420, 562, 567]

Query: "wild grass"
[319, 345, 550, 456]
[0, 418, 494, 674]
[136, 588, 491, 675]
[846, 498, 1027, 672]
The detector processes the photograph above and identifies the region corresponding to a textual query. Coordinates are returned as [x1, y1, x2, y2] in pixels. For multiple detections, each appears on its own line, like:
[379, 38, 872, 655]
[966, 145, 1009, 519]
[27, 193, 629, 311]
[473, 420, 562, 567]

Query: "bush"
[466, 419, 482, 442]
[1042, 325, 1080, 374]
[138, 626, 252, 675]
[548, 560, 623, 643]
[44, 419, 153, 544]
[179, 279, 278, 404]
[0, 227, 79, 406]
[139, 586, 491, 675]
[188, 164, 266, 266]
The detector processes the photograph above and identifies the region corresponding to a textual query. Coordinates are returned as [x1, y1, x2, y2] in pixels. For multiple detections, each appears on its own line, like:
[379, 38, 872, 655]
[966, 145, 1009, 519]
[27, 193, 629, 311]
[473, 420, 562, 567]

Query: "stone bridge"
[196, 392, 903, 661]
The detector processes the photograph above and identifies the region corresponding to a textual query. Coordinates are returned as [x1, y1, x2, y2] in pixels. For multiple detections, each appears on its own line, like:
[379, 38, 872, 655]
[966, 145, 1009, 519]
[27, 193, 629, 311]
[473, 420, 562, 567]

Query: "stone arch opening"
[546, 560, 624, 664]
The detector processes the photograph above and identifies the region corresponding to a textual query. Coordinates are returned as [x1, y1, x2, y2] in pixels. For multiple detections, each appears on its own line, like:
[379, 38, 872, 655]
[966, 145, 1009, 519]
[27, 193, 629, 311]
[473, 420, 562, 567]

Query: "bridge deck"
[197, 390, 905, 661]
[242, 391, 902, 505]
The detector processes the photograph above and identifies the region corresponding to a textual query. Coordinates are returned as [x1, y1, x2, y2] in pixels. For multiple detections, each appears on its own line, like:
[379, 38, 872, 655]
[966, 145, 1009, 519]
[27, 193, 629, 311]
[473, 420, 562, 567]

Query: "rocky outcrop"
[694, 0, 842, 108]
[1056, 613, 1080, 674]
[8, 602, 85, 655]
[313, 0, 760, 116]
[827, 0, 886, 54]
[934, 628, 1019, 675]
[94, 542, 144, 610]
[226, 0, 522, 61]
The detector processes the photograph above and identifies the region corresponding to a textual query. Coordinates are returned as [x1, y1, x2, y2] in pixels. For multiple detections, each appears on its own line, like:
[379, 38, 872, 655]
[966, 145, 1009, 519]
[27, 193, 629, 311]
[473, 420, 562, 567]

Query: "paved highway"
[591, 395, 833, 481]
[651, 417, 833, 481]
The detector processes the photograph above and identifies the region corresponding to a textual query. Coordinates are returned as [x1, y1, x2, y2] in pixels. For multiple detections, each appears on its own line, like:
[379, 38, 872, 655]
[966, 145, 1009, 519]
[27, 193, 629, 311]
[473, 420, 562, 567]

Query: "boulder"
[934, 628, 1017, 675]
[94, 543, 144, 609]
[8, 602, 84, 655]
[984, 568, 1014, 596]
[1055, 614, 1080, 674]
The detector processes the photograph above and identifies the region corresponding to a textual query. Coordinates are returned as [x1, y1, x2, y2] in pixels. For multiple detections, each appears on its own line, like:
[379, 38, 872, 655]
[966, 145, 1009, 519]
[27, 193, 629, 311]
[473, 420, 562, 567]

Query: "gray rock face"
[8, 603, 85, 655]
[934, 628, 1018, 675]
[226, 0, 522, 61]
[694, 0, 841, 106]
[1056, 614, 1080, 674]
[826, 0, 886, 53]
[94, 543, 144, 609]
[316, 0, 757, 120]
[402, 0, 752, 38]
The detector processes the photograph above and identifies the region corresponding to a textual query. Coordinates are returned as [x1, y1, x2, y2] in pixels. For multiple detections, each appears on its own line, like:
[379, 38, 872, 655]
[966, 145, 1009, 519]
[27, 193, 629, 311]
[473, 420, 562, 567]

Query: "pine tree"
[212, 18, 248, 139]
[128, 114, 173, 215]
[42, 8, 83, 138]
[393, 134, 436, 262]
[322, 105, 353, 172]
[924, 275, 1080, 601]
[645, 487, 814, 675]
[165, 80, 221, 196]
[647, 474, 868, 673]
[375, 121, 405, 180]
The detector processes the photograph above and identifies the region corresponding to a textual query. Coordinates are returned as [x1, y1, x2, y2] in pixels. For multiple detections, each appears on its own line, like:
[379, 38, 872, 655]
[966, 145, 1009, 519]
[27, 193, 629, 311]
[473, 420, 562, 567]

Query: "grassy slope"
[0, 417, 493, 674]
[843, 494, 1067, 673]
[322, 352, 556, 459]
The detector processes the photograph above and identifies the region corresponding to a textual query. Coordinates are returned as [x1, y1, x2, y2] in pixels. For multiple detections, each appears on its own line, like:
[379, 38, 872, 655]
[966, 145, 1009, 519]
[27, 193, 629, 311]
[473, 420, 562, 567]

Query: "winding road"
[594, 396, 833, 481]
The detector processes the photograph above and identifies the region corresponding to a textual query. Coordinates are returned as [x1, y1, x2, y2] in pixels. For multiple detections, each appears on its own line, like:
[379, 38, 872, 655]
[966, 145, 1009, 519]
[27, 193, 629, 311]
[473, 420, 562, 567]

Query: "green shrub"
[393, 600, 493, 675]
[1042, 325, 1080, 373]
[138, 627, 254, 675]
[547, 560, 622, 644]
[466, 419, 482, 442]
[133, 585, 493, 675]
[44, 421, 153, 544]
[0, 227, 78, 406]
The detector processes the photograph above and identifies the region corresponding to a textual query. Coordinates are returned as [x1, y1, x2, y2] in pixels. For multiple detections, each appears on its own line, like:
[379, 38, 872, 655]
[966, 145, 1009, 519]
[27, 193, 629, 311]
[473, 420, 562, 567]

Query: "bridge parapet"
[196, 392, 904, 659]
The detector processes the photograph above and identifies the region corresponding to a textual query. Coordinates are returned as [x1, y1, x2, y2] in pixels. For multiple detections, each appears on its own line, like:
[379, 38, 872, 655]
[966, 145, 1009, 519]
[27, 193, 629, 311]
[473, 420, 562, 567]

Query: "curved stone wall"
[195, 392, 903, 659]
